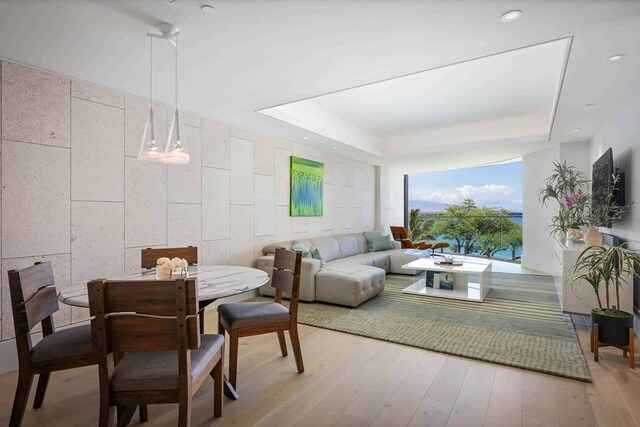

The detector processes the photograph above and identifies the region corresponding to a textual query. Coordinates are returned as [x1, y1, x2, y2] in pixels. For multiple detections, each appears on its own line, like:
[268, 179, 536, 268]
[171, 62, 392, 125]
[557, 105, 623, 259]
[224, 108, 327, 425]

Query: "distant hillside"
[408, 199, 448, 213]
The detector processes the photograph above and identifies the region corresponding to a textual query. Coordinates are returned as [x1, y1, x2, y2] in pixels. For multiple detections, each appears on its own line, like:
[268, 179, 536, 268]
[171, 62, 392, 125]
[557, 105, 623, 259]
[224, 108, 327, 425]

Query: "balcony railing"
[410, 213, 523, 263]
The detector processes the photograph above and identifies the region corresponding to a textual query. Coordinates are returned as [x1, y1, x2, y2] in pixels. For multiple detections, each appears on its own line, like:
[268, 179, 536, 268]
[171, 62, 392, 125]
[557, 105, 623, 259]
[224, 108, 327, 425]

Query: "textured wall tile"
[201, 239, 230, 265]
[168, 203, 202, 248]
[230, 205, 254, 266]
[230, 126, 254, 141]
[322, 184, 334, 231]
[71, 98, 124, 201]
[230, 137, 254, 205]
[125, 157, 167, 247]
[274, 148, 291, 206]
[2, 140, 70, 258]
[254, 235, 275, 259]
[124, 245, 166, 273]
[168, 125, 202, 203]
[71, 201, 124, 283]
[275, 206, 292, 242]
[254, 134, 275, 176]
[254, 175, 275, 236]
[202, 167, 230, 240]
[2, 62, 70, 147]
[72, 81, 124, 108]
[352, 208, 363, 232]
[1, 254, 71, 340]
[291, 217, 308, 234]
[202, 118, 230, 169]
[124, 96, 168, 157]
[177, 110, 201, 128]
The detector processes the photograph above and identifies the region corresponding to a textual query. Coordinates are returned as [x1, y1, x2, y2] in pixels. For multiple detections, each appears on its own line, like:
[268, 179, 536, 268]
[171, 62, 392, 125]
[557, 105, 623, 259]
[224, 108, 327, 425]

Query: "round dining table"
[57, 264, 269, 402]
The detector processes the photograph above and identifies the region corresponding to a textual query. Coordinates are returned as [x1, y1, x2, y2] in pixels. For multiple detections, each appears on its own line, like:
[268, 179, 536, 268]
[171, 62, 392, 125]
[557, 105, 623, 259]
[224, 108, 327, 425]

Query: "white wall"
[589, 75, 640, 317]
[0, 60, 381, 343]
[521, 141, 590, 274]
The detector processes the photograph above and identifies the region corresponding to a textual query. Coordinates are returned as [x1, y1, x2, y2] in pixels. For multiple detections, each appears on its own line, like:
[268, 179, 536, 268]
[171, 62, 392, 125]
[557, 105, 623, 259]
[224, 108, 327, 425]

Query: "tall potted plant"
[572, 243, 640, 364]
[539, 161, 589, 241]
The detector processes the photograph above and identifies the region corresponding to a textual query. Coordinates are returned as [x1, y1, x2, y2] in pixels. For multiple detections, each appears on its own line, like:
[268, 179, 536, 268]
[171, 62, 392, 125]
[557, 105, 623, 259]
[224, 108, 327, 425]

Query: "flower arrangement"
[156, 257, 189, 280]
[584, 174, 630, 228]
[539, 161, 589, 237]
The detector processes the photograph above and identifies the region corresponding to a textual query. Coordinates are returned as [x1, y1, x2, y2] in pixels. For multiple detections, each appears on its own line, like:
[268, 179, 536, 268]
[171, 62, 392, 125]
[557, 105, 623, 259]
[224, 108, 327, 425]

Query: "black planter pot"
[591, 309, 634, 346]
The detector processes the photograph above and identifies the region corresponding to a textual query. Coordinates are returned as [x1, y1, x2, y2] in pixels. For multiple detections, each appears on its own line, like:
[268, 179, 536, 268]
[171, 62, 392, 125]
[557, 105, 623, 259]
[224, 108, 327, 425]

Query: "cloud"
[409, 184, 518, 207]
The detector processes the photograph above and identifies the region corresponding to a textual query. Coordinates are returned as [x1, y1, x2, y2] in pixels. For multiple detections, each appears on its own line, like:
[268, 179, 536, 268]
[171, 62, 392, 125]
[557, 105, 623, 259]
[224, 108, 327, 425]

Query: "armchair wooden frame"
[8, 261, 99, 427]
[89, 278, 224, 427]
[218, 248, 304, 395]
[390, 226, 433, 250]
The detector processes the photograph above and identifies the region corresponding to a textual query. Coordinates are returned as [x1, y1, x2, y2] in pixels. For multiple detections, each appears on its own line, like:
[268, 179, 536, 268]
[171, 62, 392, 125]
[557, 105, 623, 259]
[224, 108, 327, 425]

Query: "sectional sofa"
[257, 232, 429, 307]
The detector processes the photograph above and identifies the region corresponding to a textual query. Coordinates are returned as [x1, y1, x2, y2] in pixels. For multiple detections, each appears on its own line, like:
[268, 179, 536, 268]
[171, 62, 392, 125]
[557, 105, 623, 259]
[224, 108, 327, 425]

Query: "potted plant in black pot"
[572, 243, 640, 367]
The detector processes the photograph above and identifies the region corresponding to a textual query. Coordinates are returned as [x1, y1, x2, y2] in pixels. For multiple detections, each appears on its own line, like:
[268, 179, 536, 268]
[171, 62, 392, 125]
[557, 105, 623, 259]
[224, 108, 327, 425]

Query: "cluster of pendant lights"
[138, 27, 189, 165]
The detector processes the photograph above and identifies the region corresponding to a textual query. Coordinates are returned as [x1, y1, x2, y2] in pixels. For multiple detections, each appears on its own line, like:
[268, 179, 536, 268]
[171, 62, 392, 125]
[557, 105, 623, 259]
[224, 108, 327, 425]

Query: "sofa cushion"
[351, 233, 369, 254]
[310, 236, 341, 262]
[335, 234, 361, 258]
[310, 245, 326, 268]
[326, 252, 390, 271]
[315, 265, 386, 307]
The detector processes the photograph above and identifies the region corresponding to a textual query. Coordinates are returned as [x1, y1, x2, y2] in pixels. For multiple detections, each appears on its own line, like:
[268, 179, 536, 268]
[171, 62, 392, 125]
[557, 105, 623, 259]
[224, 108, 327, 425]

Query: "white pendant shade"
[137, 107, 164, 161]
[164, 107, 189, 165]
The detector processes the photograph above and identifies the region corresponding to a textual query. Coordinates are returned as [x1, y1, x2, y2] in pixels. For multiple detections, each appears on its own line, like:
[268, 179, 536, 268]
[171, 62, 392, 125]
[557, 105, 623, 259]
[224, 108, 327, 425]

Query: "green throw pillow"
[309, 245, 326, 268]
[368, 235, 394, 252]
[290, 240, 311, 258]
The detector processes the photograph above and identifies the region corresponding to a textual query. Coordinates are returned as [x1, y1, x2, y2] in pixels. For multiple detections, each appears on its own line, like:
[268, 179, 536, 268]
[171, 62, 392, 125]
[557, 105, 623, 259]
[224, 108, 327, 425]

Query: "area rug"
[256, 273, 592, 382]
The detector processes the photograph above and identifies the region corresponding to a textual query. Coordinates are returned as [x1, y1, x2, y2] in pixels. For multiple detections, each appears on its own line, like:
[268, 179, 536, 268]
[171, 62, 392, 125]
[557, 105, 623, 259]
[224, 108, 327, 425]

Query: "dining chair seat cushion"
[31, 323, 94, 363]
[112, 334, 224, 392]
[218, 302, 290, 330]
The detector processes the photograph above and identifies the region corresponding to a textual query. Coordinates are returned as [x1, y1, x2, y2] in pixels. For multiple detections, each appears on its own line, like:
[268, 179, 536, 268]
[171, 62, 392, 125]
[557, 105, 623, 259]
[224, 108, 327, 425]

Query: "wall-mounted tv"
[592, 148, 625, 227]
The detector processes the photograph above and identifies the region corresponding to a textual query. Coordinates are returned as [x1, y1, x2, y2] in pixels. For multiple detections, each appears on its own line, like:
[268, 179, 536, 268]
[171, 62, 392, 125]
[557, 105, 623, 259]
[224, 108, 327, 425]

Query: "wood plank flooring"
[1, 312, 639, 426]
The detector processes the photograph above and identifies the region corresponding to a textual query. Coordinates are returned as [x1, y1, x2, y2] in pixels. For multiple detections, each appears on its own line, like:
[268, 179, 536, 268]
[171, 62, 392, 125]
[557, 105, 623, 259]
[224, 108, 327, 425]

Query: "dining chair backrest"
[271, 248, 302, 316]
[88, 278, 201, 355]
[141, 246, 198, 269]
[8, 262, 59, 342]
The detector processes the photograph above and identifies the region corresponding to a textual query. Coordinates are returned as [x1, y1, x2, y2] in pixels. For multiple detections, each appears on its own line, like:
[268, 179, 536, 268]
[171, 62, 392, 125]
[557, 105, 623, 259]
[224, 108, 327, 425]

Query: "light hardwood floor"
[1, 312, 639, 427]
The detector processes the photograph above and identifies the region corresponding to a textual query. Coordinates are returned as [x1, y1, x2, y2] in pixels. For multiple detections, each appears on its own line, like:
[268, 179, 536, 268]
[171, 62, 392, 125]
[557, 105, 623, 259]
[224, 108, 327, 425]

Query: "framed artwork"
[290, 156, 324, 216]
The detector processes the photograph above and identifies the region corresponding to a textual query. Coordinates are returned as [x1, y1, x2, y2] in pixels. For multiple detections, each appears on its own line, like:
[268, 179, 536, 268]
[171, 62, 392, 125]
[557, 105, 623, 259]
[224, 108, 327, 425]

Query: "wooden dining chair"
[88, 277, 224, 427]
[217, 248, 303, 393]
[7, 261, 98, 427]
[140, 246, 198, 269]
[390, 226, 433, 250]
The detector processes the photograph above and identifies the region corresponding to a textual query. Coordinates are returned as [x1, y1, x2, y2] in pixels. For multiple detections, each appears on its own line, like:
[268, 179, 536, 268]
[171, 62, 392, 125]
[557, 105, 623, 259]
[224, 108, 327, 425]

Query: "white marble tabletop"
[57, 265, 269, 308]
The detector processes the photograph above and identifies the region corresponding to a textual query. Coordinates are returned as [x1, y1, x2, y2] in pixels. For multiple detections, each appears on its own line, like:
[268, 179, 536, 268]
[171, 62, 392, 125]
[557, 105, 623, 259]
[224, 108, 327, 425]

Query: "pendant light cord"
[150, 36, 153, 106]
[175, 33, 179, 108]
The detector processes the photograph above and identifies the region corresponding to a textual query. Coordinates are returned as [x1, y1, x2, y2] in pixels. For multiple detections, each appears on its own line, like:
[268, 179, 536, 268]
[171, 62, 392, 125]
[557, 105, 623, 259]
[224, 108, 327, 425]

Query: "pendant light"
[164, 32, 190, 165]
[137, 35, 163, 162]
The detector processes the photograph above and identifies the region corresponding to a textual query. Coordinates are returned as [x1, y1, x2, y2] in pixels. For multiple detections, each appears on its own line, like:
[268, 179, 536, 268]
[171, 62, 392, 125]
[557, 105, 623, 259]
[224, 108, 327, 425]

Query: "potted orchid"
[539, 161, 589, 242]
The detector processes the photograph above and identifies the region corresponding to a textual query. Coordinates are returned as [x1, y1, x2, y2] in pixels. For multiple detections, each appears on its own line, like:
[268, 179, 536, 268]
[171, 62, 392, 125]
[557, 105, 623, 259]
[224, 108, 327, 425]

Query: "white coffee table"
[401, 256, 492, 302]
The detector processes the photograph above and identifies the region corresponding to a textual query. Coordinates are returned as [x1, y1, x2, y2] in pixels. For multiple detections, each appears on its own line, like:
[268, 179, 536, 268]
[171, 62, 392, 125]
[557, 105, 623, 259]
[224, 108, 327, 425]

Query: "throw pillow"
[290, 240, 311, 258]
[309, 245, 326, 268]
[368, 234, 395, 252]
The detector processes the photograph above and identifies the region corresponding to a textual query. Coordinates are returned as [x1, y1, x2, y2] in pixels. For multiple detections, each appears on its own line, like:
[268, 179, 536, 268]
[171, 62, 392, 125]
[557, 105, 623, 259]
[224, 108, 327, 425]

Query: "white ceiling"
[0, 0, 639, 172]
[258, 38, 570, 155]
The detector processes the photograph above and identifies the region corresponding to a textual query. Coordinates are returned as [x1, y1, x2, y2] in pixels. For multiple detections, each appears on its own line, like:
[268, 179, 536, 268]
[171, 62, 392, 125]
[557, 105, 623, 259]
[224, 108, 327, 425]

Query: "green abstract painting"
[290, 156, 324, 216]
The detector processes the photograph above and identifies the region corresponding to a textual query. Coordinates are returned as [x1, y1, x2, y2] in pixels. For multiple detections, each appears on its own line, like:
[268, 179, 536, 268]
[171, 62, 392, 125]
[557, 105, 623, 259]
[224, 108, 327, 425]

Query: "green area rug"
[257, 273, 592, 382]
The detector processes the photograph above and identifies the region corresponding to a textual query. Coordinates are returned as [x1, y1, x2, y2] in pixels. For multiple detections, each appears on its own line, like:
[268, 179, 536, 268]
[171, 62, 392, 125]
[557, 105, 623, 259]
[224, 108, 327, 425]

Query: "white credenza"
[553, 239, 633, 315]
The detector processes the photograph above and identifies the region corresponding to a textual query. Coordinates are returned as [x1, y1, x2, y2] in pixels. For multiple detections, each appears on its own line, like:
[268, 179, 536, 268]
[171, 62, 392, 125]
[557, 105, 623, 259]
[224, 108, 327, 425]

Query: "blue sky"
[408, 161, 523, 212]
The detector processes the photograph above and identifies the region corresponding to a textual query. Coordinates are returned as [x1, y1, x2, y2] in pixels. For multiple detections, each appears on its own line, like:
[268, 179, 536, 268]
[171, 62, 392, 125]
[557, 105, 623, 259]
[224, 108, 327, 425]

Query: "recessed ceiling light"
[201, 4, 215, 14]
[573, 128, 581, 132]
[332, 146, 338, 150]
[608, 54, 625, 61]
[303, 137, 309, 140]
[501, 10, 522, 22]
[586, 103, 596, 107]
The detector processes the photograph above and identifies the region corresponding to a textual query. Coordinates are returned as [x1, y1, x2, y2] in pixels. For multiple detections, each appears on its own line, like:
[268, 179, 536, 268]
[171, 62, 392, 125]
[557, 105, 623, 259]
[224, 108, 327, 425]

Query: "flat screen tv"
[592, 148, 625, 227]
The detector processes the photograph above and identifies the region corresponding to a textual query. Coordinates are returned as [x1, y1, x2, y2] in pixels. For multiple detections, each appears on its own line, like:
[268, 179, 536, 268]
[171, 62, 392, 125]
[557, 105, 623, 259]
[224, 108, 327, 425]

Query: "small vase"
[585, 228, 603, 247]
